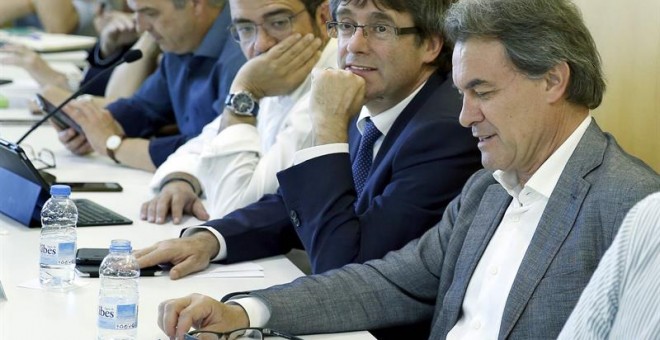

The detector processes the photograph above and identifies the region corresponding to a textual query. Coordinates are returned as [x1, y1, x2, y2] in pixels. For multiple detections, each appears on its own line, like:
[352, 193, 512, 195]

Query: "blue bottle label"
[58, 242, 75, 265]
[98, 303, 138, 330]
[39, 241, 75, 265]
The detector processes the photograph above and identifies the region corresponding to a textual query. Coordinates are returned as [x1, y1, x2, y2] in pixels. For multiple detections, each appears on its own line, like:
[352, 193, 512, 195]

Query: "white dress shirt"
[150, 40, 338, 218]
[558, 192, 660, 340]
[447, 115, 592, 339]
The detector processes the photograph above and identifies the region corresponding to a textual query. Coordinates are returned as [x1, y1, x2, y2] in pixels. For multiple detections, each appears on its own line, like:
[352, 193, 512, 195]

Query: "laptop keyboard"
[73, 199, 133, 227]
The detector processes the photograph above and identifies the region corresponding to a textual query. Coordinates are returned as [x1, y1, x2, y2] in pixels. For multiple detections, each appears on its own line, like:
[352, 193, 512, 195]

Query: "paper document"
[0, 30, 96, 53]
[193, 262, 264, 278]
[0, 108, 42, 124]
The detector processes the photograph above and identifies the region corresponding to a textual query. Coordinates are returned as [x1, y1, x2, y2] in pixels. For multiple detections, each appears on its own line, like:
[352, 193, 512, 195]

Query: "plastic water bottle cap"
[109, 239, 132, 252]
[50, 184, 71, 196]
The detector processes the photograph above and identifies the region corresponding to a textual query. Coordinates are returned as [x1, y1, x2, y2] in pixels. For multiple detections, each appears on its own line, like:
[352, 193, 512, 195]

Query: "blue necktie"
[352, 118, 382, 200]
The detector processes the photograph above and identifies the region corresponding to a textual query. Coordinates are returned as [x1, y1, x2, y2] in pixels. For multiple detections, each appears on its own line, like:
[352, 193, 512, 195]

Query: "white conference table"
[0, 122, 375, 338]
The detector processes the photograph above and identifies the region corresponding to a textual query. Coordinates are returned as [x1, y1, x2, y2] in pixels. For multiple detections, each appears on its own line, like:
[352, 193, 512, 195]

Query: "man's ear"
[422, 35, 443, 65]
[544, 61, 570, 104]
[191, 0, 205, 15]
[312, 1, 332, 41]
[315, 2, 331, 31]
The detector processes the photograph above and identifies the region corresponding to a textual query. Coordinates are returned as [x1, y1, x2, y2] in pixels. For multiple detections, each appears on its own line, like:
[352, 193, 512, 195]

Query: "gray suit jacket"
[251, 122, 660, 339]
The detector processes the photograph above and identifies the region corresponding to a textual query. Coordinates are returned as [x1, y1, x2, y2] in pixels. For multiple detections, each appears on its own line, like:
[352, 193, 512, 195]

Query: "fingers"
[169, 253, 207, 280]
[139, 200, 150, 220]
[158, 295, 194, 338]
[268, 34, 321, 71]
[169, 193, 189, 225]
[191, 200, 210, 221]
[141, 196, 168, 224]
[132, 244, 156, 260]
[134, 235, 214, 280]
[58, 128, 92, 155]
[143, 182, 200, 224]
[133, 242, 171, 268]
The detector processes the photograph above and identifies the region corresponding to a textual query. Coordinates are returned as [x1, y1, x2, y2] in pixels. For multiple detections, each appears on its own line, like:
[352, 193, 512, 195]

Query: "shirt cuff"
[293, 143, 349, 165]
[181, 226, 227, 262]
[229, 297, 271, 328]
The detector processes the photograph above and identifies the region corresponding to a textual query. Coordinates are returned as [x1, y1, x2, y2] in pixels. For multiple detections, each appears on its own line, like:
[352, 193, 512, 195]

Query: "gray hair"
[444, 0, 606, 109]
[172, 0, 224, 9]
[330, 0, 454, 73]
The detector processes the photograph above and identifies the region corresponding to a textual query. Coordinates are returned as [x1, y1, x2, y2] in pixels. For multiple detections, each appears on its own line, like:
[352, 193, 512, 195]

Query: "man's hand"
[309, 68, 366, 145]
[141, 180, 209, 224]
[0, 43, 70, 89]
[64, 99, 124, 156]
[230, 33, 323, 99]
[158, 293, 249, 339]
[54, 125, 94, 155]
[98, 11, 139, 57]
[133, 231, 219, 280]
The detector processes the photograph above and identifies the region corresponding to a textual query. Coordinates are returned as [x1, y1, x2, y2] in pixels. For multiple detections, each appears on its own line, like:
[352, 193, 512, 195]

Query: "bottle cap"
[50, 184, 71, 196]
[109, 239, 132, 252]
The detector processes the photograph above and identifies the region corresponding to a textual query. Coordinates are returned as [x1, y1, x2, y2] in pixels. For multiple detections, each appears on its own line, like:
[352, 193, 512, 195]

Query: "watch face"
[232, 92, 254, 114]
[106, 135, 122, 150]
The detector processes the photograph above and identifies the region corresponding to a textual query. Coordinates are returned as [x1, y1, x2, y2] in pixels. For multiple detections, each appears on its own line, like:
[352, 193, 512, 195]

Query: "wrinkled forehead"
[229, 0, 305, 21]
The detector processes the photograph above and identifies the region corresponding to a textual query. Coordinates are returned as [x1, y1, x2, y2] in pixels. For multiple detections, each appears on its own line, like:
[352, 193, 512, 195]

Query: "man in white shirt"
[558, 192, 660, 340]
[155, 0, 660, 339]
[140, 0, 336, 224]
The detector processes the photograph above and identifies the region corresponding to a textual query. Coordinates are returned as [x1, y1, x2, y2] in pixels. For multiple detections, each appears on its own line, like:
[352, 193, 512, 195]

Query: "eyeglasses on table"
[184, 327, 302, 340]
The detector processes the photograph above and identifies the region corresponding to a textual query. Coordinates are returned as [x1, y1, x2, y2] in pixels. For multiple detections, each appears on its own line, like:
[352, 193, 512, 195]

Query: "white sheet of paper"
[192, 262, 264, 278]
[18, 277, 89, 291]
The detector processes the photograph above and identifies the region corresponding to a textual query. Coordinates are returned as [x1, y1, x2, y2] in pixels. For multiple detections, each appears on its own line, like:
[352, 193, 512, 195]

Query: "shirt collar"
[493, 115, 593, 200]
[355, 81, 426, 136]
[194, 5, 232, 58]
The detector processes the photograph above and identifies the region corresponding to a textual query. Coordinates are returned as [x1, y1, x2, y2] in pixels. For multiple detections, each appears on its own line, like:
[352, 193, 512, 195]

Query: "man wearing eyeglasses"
[158, 0, 660, 339]
[136, 0, 479, 286]
[140, 0, 337, 224]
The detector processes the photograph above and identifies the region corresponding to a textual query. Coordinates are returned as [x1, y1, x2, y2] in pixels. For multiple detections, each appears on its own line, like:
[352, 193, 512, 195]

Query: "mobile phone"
[0, 79, 12, 86]
[56, 182, 123, 192]
[76, 248, 108, 265]
[75, 248, 165, 277]
[34, 93, 84, 134]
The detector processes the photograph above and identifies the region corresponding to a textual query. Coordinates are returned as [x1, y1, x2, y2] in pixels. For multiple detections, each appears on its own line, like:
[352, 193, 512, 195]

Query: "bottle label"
[40, 242, 75, 265]
[98, 303, 138, 330]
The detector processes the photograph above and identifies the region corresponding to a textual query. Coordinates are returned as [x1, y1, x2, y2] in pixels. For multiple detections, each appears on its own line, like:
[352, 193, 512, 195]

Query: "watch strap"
[106, 135, 124, 164]
[224, 91, 259, 117]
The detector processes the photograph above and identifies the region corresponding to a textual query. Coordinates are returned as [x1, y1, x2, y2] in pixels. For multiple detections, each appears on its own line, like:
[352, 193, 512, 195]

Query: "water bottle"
[39, 184, 78, 288]
[98, 239, 140, 340]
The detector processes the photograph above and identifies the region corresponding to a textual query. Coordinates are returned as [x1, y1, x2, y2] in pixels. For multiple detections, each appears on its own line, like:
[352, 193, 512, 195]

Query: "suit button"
[289, 210, 300, 227]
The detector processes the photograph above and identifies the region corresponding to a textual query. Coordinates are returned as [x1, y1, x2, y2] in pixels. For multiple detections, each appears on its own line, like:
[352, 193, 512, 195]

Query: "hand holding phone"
[35, 93, 85, 135]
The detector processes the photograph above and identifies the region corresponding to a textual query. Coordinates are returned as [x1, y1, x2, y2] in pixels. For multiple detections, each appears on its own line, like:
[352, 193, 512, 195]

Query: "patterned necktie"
[352, 117, 382, 200]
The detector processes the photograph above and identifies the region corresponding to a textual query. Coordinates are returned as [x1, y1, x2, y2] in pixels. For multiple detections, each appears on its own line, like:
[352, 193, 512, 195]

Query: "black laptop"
[0, 138, 132, 227]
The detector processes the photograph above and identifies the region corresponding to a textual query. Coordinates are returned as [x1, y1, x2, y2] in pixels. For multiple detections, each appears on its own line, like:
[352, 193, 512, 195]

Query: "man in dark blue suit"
[136, 0, 479, 279]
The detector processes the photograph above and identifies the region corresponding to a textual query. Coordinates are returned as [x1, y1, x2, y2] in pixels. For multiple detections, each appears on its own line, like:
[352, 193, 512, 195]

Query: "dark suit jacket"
[250, 121, 660, 339]
[203, 72, 481, 274]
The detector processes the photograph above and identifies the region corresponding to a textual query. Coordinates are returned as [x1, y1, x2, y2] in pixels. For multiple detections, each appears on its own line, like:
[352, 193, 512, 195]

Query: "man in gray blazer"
[157, 0, 660, 339]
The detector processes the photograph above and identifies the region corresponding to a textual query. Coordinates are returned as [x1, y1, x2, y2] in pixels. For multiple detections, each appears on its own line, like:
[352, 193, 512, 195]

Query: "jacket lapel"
[498, 121, 607, 338]
[436, 184, 511, 337]
[351, 72, 447, 209]
[371, 72, 446, 169]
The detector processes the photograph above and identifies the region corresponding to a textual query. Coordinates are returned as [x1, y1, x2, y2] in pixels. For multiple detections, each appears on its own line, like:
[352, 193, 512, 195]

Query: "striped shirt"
[558, 192, 660, 340]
